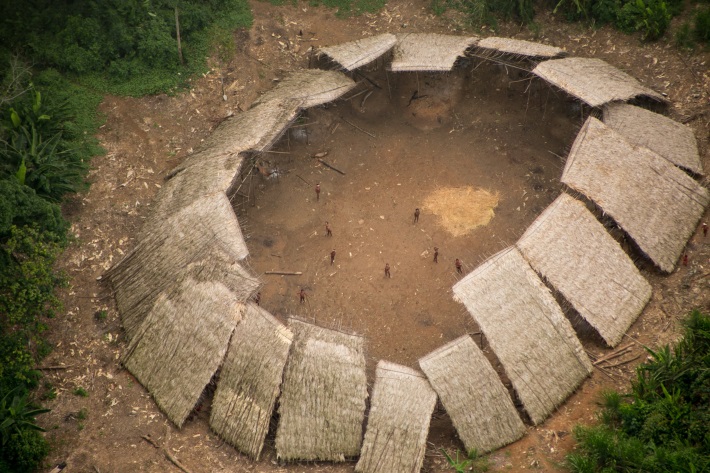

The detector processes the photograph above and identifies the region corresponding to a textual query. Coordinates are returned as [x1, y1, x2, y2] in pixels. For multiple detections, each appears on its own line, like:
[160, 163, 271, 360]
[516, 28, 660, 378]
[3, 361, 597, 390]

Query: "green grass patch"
[72, 387, 89, 398]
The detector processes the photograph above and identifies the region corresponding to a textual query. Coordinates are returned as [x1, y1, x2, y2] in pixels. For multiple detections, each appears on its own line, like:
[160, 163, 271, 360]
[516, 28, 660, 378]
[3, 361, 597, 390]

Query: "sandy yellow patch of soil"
[424, 186, 499, 237]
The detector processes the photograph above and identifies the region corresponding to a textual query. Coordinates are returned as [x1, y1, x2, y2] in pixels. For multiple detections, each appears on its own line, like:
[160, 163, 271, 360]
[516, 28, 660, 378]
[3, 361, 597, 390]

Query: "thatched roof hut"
[122, 277, 244, 427]
[532, 57, 665, 107]
[148, 100, 301, 223]
[275, 319, 368, 462]
[390, 33, 479, 71]
[517, 193, 652, 347]
[355, 361, 436, 473]
[106, 193, 258, 338]
[603, 103, 703, 174]
[319, 34, 398, 70]
[253, 70, 356, 109]
[210, 303, 293, 460]
[561, 117, 710, 273]
[476, 37, 567, 59]
[419, 336, 525, 453]
[452, 247, 592, 425]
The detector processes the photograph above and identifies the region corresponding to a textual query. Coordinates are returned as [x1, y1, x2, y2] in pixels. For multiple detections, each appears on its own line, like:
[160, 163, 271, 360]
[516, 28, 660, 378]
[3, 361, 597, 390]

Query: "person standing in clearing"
[330, 249, 336, 265]
[703, 222, 708, 237]
[254, 292, 261, 306]
[315, 183, 321, 201]
[384, 263, 391, 278]
[433, 247, 439, 263]
[299, 288, 306, 304]
[455, 258, 463, 274]
[325, 221, 332, 237]
[413, 208, 420, 224]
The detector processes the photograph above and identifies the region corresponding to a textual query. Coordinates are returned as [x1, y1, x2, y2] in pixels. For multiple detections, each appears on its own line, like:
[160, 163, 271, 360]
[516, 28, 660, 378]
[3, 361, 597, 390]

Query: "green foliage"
[675, 22, 694, 48]
[694, 7, 710, 43]
[431, 0, 534, 26]
[567, 310, 710, 473]
[73, 387, 88, 398]
[0, 179, 68, 242]
[0, 225, 65, 330]
[0, 388, 50, 473]
[617, 0, 670, 40]
[442, 448, 489, 472]
[0, 0, 253, 96]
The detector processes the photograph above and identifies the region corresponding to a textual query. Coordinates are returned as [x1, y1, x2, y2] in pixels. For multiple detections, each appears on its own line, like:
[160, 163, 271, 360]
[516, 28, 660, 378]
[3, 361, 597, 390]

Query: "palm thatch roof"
[476, 37, 567, 59]
[253, 70, 356, 109]
[603, 103, 703, 174]
[106, 193, 258, 338]
[452, 247, 592, 425]
[319, 34, 398, 70]
[517, 193, 652, 347]
[419, 336, 525, 453]
[390, 33, 479, 72]
[275, 319, 368, 462]
[210, 303, 293, 460]
[532, 57, 665, 107]
[122, 277, 244, 427]
[561, 117, 710, 273]
[355, 361, 436, 473]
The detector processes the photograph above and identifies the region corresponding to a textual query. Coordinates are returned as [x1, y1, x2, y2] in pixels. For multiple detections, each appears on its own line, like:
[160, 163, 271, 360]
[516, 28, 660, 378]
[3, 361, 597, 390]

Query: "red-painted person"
[325, 221, 332, 237]
[455, 258, 463, 274]
[703, 222, 708, 237]
[315, 183, 321, 201]
[433, 247, 439, 263]
[299, 288, 306, 304]
[330, 249, 336, 265]
[682, 253, 689, 266]
[384, 263, 391, 278]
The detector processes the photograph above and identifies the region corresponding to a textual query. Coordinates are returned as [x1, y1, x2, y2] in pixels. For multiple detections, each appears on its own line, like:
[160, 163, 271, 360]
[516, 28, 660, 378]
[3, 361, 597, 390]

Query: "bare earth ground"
[41, 1, 709, 472]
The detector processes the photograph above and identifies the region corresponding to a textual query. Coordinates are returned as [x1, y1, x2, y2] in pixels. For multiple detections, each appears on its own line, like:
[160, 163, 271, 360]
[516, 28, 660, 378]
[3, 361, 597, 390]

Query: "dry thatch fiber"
[106, 193, 258, 338]
[319, 34, 398, 70]
[419, 336, 525, 453]
[476, 37, 567, 59]
[355, 361, 436, 473]
[603, 103, 703, 175]
[453, 247, 592, 425]
[210, 303, 293, 460]
[561, 117, 710, 273]
[123, 277, 244, 427]
[533, 57, 665, 107]
[150, 100, 302, 222]
[423, 186, 499, 237]
[253, 70, 356, 109]
[275, 319, 368, 462]
[517, 193, 652, 347]
[390, 33, 479, 72]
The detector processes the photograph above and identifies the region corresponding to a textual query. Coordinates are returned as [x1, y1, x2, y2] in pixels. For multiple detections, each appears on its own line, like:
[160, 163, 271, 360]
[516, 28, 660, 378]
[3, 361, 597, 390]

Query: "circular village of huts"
[103, 33, 709, 472]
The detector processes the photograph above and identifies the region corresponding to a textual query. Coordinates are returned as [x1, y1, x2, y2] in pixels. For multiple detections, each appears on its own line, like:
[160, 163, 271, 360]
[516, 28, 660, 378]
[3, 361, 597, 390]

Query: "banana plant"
[0, 387, 51, 446]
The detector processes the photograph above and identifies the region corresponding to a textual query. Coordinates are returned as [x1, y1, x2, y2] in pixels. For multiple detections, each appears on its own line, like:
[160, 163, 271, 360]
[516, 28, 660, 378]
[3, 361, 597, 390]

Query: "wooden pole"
[175, 7, 184, 65]
[265, 271, 303, 276]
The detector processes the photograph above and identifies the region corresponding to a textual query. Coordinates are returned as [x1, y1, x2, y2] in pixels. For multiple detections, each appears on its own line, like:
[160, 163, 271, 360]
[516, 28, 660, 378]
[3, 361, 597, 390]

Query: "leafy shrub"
[567, 310, 710, 473]
[73, 387, 88, 397]
[0, 180, 68, 242]
[617, 0, 671, 40]
[675, 22, 694, 48]
[694, 7, 710, 43]
[0, 388, 50, 473]
[0, 0, 253, 96]
[0, 71, 99, 201]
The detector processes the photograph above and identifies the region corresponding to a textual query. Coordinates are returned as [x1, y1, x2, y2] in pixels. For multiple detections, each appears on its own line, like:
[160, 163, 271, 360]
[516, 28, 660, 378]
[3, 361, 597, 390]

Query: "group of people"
[296, 184, 465, 304]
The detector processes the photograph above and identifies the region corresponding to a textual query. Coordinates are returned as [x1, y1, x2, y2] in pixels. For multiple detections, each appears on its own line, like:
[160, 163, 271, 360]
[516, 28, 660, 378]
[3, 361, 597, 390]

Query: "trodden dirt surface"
[40, 0, 709, 472]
